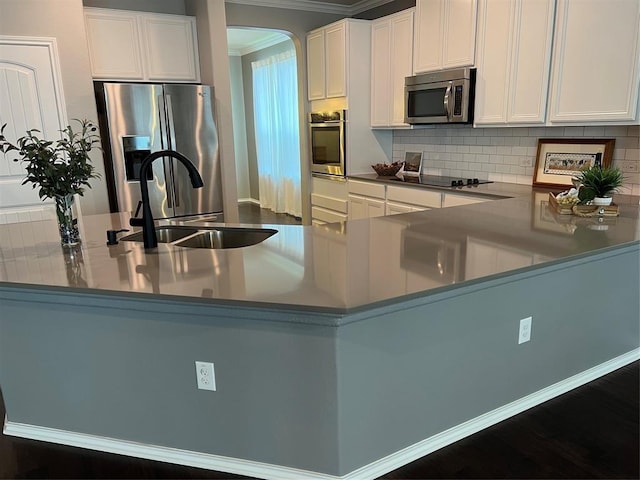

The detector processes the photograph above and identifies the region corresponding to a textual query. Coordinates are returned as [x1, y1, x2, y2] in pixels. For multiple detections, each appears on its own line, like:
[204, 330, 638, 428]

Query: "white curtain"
[251, 49, 301, 217]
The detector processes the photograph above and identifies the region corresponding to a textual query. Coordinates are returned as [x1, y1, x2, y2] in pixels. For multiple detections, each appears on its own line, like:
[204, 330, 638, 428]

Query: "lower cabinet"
[442, 192, 491, 207]
[347, 180, 386, 220]
[465, 237, 534, 279]
[311, 176, 348, 225]
[385, 185, 442, 215]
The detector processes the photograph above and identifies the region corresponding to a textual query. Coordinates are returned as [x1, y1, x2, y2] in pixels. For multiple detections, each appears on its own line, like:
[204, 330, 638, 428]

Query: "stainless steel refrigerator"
[95, 82, 223, 220]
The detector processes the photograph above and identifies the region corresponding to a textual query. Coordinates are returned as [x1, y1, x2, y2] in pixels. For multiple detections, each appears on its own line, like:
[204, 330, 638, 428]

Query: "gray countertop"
[348, 173, 551, 198]
[0, 192, 638, 312]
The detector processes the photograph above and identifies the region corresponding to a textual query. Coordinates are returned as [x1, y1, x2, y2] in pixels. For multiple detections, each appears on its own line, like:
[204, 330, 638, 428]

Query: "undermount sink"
[174, 227, 277, 249]
[121, 226, 199, 243]
[120, 225, 277, 249]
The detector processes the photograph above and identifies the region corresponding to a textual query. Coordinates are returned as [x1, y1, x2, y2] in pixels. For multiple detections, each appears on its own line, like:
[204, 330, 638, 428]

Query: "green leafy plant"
[0, 119, 101, 200]
[575, 164, 624, 201]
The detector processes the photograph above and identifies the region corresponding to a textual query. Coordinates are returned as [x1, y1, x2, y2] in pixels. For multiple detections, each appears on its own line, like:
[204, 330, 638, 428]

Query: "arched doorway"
[227, 27, 302, 224]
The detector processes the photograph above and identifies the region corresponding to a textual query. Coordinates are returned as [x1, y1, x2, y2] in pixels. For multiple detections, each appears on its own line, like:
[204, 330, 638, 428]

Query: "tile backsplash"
[393, 125, 640, 196]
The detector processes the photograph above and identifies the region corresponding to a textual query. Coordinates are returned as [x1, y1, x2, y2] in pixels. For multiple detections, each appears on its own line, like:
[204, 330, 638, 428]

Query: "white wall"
[229, 55, 251, 202]
[0, 0, 110, 215]
[393, 125, 640, 195]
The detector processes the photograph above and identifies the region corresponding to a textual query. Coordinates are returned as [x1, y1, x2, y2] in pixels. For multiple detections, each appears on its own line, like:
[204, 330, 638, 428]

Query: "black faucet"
[129, 150, 204, 249]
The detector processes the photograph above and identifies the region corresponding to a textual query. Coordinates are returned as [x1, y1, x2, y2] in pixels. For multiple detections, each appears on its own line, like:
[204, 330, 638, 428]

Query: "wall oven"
[309, 110, 346, 176]
[405, 67, 475, 125]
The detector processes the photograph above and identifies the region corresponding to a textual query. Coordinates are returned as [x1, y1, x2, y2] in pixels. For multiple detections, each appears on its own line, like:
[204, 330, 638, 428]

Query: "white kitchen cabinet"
[84, 8, 200, 82]
[139, 14, 200, 82]
[465, 237, 533, 280]
[84, 9, 144, 80]
[474, 0, 555, 126]
[413, 0, 477, 74]
[306, 30, 326, 101]
[385, 185, 441, 215]
[347, 180, 386, 220]
[371, 8, 415, 127]
[442, 192, 490, 208]
[307, 20, 358, 100]
[547, 0, 640, 123]
[311, 176, 348, 224]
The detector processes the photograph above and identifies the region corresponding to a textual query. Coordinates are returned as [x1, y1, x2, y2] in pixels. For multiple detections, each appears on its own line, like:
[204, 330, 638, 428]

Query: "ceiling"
[225, 0, 394, 15]
[226, 0, 394, 54]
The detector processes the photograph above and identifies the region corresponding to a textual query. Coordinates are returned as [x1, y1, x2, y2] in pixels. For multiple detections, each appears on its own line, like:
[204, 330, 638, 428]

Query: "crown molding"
[224, 0, 394, 16]
[229, 34, 290, 56]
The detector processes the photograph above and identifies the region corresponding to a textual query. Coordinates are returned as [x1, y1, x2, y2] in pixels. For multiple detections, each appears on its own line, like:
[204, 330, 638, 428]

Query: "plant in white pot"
[0, 119, 101, 246]
[575, 164, 624, 206]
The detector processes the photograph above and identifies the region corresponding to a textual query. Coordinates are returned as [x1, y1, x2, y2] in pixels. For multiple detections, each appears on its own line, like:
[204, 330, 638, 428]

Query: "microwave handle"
[443, 83, 452, 120]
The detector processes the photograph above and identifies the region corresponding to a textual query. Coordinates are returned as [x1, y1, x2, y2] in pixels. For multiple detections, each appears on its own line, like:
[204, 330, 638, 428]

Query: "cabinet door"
[474, 0, 514, 124]
[325, 23, 347, 98]
[141, 15, 199, 82]
[84, 9, 144, 80]
[348, 194, 367, 220]
[371, 19, 392, 126]
[366, 198, 386, 218]
[508, 0, 554, 123]
[442, 0, 477, 69]
[442, 193, 489, 207]
[390, 10, 415, 125]
[386, 201, 414, 216]
[307, 29, 326, 100]
[413, 0, 444, 73]
[548, 0, 640, 123]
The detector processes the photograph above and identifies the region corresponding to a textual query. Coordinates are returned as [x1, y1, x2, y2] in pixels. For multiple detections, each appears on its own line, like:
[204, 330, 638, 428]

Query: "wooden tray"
[548, 192, 619, 216]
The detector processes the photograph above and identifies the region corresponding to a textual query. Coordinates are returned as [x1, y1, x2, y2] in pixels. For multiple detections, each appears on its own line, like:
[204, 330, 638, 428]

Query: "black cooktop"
[388, 175, 493, 187]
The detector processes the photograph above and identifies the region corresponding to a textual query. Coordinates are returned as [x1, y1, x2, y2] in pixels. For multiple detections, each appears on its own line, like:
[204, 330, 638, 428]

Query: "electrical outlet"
[195, 361, 216, 391]
[518, 317, 532, 344]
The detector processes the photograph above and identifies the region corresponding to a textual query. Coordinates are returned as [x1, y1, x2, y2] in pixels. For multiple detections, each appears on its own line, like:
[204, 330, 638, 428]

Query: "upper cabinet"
[307, 20, 350, 100]
[413, 0, 477, 74]
[547, 0, 640, 123]
[371, 8, 415, 127]
[84, 8, 200, 83]
[474, 0, 555, 126]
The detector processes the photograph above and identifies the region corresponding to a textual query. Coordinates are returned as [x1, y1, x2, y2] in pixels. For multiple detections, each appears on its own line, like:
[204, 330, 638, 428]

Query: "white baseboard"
[238, 198, 260, 205]
[4, 349, 638, 480]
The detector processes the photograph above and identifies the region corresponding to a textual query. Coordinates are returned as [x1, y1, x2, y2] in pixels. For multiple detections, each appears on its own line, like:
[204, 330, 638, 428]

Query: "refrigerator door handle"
[157, 93, 174, 209]
[165, 94, 180, 207]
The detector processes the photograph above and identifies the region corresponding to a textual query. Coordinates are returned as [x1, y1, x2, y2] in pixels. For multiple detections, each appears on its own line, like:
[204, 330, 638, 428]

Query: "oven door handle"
[443, 83, 452, 120]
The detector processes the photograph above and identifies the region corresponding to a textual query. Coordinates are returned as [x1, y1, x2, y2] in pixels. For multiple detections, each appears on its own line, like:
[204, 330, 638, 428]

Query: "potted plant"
[575, 164, 624, 206]
[0, 119, 101, 246]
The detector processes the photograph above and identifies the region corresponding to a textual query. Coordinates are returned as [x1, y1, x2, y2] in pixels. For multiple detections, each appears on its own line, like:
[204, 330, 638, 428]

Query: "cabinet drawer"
[312, 206, 348, 224]
[311, 193, 348, 214]
[348, 180, 386, 199]
[442, 193, 490, 208]
[387, 186, 442, 208]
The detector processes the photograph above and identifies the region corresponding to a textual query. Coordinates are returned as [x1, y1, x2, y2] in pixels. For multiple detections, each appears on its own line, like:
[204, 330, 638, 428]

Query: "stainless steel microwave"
[405, 67, 475, 124]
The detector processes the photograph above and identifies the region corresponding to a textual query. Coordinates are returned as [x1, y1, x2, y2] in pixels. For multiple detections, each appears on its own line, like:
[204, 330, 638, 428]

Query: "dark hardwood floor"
[237, 203, 301, 226]
[1, 361, 637, 479]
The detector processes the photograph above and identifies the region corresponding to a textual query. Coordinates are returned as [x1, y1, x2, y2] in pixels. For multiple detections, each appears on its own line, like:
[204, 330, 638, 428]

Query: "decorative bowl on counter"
[371, 162, 402, 176]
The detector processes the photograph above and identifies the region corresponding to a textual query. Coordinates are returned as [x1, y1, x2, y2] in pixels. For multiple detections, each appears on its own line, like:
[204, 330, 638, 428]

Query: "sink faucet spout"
[130, 150, 204, 249]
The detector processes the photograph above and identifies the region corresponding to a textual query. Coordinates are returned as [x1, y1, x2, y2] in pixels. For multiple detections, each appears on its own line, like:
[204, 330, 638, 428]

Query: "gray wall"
[240, 39, 297, 203]
[82, 0, 186, 14]
[229, 55, 251, 202]
[0, 0, 109, 216]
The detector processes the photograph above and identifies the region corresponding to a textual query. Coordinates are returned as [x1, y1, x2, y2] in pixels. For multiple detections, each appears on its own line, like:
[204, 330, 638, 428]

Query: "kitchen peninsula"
[1, 193, 639, 480]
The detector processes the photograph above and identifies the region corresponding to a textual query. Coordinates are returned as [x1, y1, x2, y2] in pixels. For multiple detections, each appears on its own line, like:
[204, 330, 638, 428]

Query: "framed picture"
[403, 151, 423, 176]
[532, 139, 615, 189]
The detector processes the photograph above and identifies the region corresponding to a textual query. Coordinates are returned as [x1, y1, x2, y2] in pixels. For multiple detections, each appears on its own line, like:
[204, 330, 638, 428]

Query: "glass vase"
[54, 194, 80, 246]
